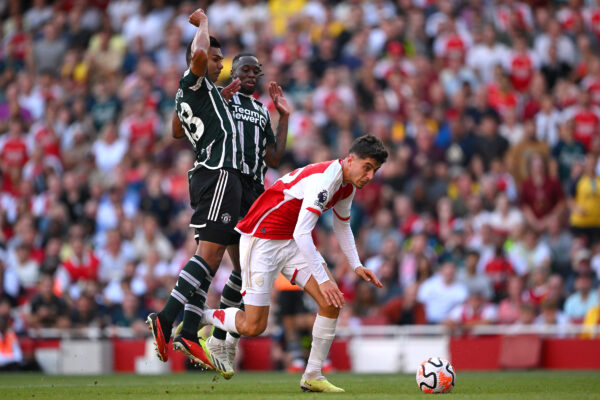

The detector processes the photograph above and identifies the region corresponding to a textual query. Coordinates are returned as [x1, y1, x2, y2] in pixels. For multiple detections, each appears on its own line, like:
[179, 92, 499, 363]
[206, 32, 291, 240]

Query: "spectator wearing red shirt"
[118, 98, 162, 154]
[503, 35, 538, 93]
[524, 267, 550, 307]
[484, 244, 515, 300]
[520, 154, 565, 233]
[561, 90, 600, 151]
[445, 288, 498, 334]
[54, 225, 99, 299]
[0, 118, 28, 170]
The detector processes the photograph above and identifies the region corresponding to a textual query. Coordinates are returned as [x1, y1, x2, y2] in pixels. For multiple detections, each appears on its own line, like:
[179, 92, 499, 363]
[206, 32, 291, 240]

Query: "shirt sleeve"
[292, 169, 342, 284]
[293, 207, 329, 284]
[181, 68, 211, 92]
[331, 188, 361, 270]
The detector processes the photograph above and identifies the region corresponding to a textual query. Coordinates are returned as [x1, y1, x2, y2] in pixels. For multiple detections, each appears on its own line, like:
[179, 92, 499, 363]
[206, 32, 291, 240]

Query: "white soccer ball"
[416, 357, 456, 394]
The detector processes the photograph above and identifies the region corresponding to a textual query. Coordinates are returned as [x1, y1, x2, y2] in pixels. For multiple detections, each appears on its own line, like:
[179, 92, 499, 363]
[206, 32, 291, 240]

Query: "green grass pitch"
[1, 371, 600, 400]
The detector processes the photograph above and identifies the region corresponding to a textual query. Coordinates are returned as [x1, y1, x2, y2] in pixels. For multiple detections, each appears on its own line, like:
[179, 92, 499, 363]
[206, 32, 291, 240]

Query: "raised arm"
[264, 82, 290, 168]
[188, 9, 210, 77]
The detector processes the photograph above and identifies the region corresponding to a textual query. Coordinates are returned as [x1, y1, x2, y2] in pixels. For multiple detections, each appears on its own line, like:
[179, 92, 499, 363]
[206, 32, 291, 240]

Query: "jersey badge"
[221, 213, 232, 224]
[315, 190, 328, 209]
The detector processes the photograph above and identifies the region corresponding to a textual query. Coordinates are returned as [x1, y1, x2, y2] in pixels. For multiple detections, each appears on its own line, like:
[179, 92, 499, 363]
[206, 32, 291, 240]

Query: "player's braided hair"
[349, 135, 389, 165]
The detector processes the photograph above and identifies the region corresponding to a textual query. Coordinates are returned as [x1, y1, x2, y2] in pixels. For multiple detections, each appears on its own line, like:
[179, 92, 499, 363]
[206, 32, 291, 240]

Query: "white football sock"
[226, 333, 240, 347]
[203, 308, 240, 334]
[303, 314, 337, 381]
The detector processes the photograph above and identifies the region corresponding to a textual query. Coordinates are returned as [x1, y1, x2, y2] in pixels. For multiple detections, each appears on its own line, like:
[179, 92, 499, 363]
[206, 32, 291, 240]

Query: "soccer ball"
[416, 357, 455, 394]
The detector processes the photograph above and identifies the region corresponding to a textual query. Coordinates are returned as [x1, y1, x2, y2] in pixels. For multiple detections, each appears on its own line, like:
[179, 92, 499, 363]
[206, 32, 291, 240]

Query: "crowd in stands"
[1, 0, 600, 369]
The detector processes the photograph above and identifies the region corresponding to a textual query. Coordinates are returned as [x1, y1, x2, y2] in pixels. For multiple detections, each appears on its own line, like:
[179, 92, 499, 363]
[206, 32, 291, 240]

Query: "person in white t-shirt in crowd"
[535, 298, 569, 338]
[92, 122, 128, 175]
[487, 192, 524, 237]
[507, 228, 551, 275]
[417, 261, 468, 324]
[466, 25, 509, 84]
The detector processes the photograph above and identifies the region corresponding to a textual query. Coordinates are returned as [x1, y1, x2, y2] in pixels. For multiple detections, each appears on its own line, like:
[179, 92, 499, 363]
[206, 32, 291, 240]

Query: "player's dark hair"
[232, 53, 257, 69]
[186, 36, 221, 65]
[209, 36, 221, 48]
[349, 135, 388, 165]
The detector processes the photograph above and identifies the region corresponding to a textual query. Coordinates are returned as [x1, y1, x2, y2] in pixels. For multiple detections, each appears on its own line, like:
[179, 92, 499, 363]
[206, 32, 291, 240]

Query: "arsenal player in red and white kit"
[200, 135, 387, 392]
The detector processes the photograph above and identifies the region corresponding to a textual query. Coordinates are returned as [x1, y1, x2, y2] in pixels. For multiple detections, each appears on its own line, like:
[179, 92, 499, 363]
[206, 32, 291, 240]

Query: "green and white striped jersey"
[229, 92, 275, 185]
[175, 68, 242, 171]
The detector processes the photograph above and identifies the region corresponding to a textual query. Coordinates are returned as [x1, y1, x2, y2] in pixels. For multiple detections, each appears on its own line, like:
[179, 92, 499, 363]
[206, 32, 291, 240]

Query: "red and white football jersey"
[562, 105, 600, 150]
[236, 159, 355, 240]
[0, 135, 28, 168]
[504, 50, 538, 92]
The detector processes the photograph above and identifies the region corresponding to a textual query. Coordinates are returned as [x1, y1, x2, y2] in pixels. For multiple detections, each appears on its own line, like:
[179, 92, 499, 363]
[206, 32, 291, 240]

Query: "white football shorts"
[239, 235, 321, 306]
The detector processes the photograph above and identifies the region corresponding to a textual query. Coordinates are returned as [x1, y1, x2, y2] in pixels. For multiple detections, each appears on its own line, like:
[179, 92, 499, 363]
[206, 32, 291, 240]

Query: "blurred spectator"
[85, 26, 126, 80]
[487, 192, 524, 237]
[0, 257, 19, 303]
[569, 155, 600, 245]
[97, 228, 136, 284]
[417, 262, 468, 324]
[507, 121, 550, 187]
[552, 121, 586, 187]
[132, 214, 173, 262]
[483, 243, 515, 300]
[535, 95, 561, 148]
[541, 216, 573, 278]
[563, 271, 598, 323]
[109, 291, 148, 336]
[445, 288, 498, 333]
[520, 154, 565, 233]
[535, 299, 569, 337]
[581, 285, 600, 339]
[8, 241, 39, 291]
[0, 296, 22, 370]
[28, 274, 70, 329]
[498, 276, 525, 324]
[399, 233, 432, 290]
[54, 225, 99, 299]
[457, 250, 493, 301]
[92, 123, 128, 174]
[69, 293, 103, 329]
[561, 91, 600, 152]
[31, 23, 67, 75]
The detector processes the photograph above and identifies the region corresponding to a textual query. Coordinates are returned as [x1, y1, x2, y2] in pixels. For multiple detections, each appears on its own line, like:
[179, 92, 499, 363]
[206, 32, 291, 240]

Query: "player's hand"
[189, 8, 207, 27]
[319, 280, 345, 308]
[355, 266, 382, 288]
[268, 81, 290, 117]
[221, 78, 241, 101]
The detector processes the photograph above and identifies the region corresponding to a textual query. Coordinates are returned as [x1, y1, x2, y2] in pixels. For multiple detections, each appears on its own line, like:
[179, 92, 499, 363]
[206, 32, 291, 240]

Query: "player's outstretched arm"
[188, 8, 210, 77]
[264, 82, 290, 168]
[172, 110, 185, 139]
